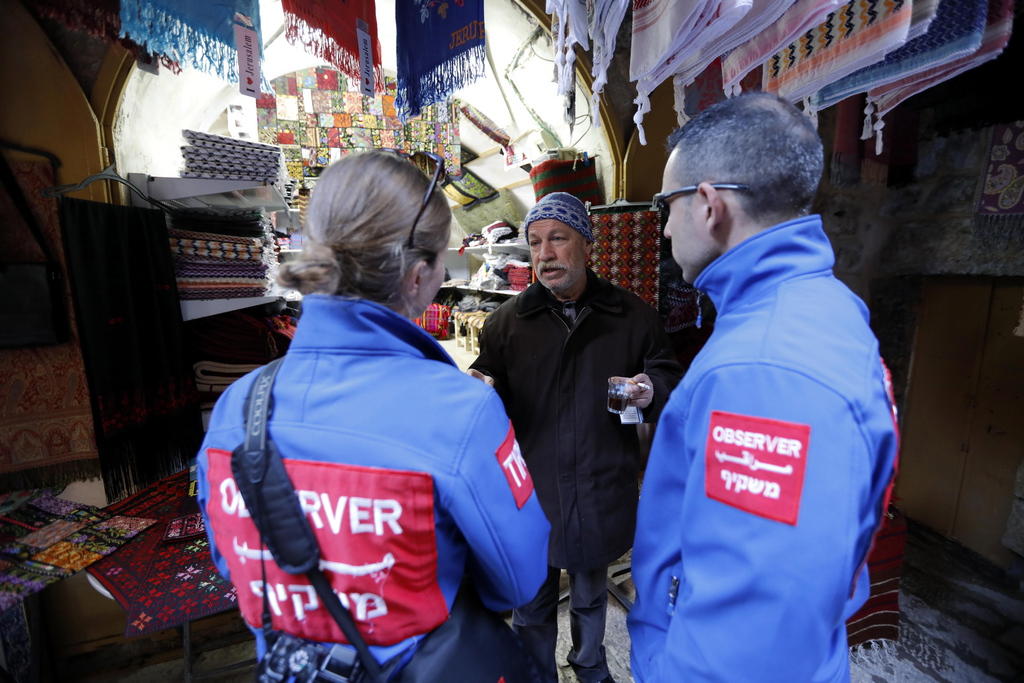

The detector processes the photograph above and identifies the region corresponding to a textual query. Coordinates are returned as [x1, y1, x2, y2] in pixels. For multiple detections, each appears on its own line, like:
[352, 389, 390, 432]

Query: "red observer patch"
[496, 424, 533, 509]
[204, 449, 448, 645]
[704, 411, 811, 525]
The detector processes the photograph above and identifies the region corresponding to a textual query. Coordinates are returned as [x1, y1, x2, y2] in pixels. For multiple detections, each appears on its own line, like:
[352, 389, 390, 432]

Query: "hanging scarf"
[762, 0, 913, 104]
[868, 0, 1014, 127]
[60, 199, 202, 501]
[282, 0, 382, 87]
[119, 0, 260, 84]
[672, 0, 792, 89]
[458, 100, 512, 150]
[548, 0, 590, 98]
[722, 0, 842, 96]
[588, 0, 630, 128]
[810, 0, 988, 119]
[396, 0, 486, 120]
[631, 0, 753, 145]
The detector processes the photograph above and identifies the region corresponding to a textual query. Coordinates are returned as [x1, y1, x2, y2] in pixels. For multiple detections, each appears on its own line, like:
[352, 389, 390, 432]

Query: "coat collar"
[291, 294, 454, 366]
[515, 269, 624, 318]
[694, 215, 835, 315]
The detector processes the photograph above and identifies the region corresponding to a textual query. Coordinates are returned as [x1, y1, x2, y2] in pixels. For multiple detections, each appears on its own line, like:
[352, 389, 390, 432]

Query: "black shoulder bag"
[233, 361, 540, 683]
[0, 154, 69, 348]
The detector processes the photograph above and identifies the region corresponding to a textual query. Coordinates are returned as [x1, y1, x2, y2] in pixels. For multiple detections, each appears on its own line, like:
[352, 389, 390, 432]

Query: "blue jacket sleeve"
[631, 363, 878, 682]
[442, 390, 550, 611]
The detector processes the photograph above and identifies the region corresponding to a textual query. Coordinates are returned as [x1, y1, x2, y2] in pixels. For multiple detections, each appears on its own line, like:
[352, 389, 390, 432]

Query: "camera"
[258, 631, 364, 683]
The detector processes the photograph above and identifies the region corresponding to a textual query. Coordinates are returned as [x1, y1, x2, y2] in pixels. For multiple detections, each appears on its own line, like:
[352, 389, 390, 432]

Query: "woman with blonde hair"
[197, 150, 549, 681]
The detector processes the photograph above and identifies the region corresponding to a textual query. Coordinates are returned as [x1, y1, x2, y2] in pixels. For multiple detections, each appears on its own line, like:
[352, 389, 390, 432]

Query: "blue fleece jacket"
[629, 215, 898, 682]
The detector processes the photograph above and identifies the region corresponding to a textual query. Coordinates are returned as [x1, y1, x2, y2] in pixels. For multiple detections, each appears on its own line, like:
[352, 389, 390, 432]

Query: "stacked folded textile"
[181, 129, 283, 183]
[168, 211, 276, 301]
[193, 360, 262, 409]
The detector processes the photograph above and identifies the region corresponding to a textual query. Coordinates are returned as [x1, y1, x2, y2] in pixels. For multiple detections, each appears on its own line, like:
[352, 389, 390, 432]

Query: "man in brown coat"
[469, 192, 682, 682]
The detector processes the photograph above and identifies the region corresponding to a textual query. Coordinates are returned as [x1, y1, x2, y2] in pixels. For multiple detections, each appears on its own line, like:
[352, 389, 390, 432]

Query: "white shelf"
[443, 283, 520, 296]
[130, 174, 289, 212]
[180, 296, 278, 321]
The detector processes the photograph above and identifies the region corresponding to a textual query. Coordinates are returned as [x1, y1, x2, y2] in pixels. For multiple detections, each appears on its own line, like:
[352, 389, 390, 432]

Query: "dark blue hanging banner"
[396, 0, 487, 120]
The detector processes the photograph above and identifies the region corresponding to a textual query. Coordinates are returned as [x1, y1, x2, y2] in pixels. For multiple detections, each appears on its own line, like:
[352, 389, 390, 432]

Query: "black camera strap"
[232, 359, 383, 682]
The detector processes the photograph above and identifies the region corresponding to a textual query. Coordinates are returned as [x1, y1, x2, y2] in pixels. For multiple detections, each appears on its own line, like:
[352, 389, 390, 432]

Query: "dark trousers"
[512, 565, 610, 683]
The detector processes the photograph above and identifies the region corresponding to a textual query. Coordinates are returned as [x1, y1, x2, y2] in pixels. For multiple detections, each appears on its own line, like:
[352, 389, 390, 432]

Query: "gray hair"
[278, 151, 450, 311]
[666, 93, 823, 223]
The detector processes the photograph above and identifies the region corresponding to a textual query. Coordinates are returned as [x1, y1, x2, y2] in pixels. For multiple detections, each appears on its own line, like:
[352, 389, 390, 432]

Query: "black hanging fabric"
[59, 198, 202, 501]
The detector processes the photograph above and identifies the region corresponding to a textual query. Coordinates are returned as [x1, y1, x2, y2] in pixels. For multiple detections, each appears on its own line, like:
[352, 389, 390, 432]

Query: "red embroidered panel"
[205, 449, 448, 645]
[495, 426, 533, 509]
[704, 411, 811, 525]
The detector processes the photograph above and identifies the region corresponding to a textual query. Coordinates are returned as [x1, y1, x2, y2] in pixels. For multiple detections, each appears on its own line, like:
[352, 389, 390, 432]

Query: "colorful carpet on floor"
[87, 469, 237, 637]
[976, 120, 1024, 231]
[0, 490, 154, 612]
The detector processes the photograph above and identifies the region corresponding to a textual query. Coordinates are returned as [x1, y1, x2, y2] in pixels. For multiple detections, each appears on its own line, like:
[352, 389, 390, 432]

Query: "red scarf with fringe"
[282, 0, 382, 89]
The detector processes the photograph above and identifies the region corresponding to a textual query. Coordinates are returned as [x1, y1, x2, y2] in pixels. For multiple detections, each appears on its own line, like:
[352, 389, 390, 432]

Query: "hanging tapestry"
[631, 0, 752, 144]
[529, 157, 603, 206]
[810, 0, 987, 119]
[87, 470, 237, 637]
[258, 70, 460, 179]
[868, 0, 1015, 125]
[119, 0, 261, 84]
[762, 0, 913, 103]
[675, 60, 763, 124]
[0, 490, 154, 612]
[60, 199, 202, 502]
[672, 0, 794, 90]
[722, 0, 842, 96]
[396, 0, 486, 120]
[588, 0, 630, 127]
[846, 506, 906, 649]
[975, 120, 1024, 231]
[282, 0, 382, 89]
[457, 100, 511, 150]
[0, 161, 99, 491]
[589, 209, 660, 308]
[0, 602, 31, 682]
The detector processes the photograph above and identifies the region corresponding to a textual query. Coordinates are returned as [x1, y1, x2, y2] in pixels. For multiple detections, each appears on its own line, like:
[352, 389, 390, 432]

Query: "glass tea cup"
[607, 377, 635, 414]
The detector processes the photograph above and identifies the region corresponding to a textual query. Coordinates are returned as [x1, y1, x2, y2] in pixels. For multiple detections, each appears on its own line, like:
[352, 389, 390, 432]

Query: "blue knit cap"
[523, 192, 593, 243]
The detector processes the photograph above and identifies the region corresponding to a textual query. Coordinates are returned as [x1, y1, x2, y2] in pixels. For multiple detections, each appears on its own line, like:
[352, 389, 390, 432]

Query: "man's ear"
[697, 182, 729, 242]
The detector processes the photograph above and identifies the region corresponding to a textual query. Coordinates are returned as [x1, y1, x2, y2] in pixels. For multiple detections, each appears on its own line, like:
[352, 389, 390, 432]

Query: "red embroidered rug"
[589, 209, 660, 309]
[87, 470, 237, 637]
[847, 506, 907, 647]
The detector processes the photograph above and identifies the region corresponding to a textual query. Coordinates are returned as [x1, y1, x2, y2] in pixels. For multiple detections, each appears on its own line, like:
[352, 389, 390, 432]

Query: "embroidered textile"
[673, 0, 792, 88]
[88, 470, 237, 637]
[0, 602, 30, 682]
[60, 199, 202, 501]
[259, 71, 460, 177]
[976, 120, 1024, 230]
[457, 100, 511, 150]
[529, 158, 603, 206]
[908, 0, 941, 40]
[868, 0, 1014, 121]
[810, 0, 987, 113]
[0, 162, 99, 489]
[722, 0, 842, 96]
[282, 0, 381, 88]
[396, 0, 486, 119]
[846, 507, 906, 647]
[119, 0, 261, 84]
[588, 209, 660, 308]
[443, 167, 499, 207]
[675, 59, 763, 123]
[762, 0, 913, 103]
[0, 490, 153, 611]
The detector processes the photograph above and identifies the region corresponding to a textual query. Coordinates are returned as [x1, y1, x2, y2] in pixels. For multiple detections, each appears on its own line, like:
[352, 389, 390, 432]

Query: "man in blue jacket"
[628, 93, 899, 682]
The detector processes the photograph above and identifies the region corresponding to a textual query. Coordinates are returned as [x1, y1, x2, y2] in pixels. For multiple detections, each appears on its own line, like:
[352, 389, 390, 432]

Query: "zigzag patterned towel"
[868, 0, 1014, 122]
[762, 0, 912, 103]
[722, 0, 842, 96]
[809, 0, 987, 113]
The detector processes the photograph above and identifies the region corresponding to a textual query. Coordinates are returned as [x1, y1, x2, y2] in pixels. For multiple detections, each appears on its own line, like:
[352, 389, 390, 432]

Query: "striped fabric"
[846, 507, 906, 648]
[762, 0, 913, 103]
[529, 158, 603, 206]
[722, 0, 843, 96]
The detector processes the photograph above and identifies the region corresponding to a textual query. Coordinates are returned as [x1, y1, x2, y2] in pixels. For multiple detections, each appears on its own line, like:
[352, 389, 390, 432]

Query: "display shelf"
[449, 240, 529, 254]
[442, 283, 520, 296]
[180, 296, 278, 321]
[128, 174, 289, 212]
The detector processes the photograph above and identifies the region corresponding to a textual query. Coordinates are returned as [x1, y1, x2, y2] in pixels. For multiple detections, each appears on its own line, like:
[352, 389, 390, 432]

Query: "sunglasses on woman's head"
[381, 149, 447, 249]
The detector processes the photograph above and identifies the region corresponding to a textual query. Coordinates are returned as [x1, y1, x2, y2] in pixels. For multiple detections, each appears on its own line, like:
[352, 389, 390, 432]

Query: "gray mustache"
[539, 264, 566, 274]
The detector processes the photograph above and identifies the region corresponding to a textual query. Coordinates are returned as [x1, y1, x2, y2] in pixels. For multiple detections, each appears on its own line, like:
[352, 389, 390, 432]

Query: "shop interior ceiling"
[25, 0, 625, 212]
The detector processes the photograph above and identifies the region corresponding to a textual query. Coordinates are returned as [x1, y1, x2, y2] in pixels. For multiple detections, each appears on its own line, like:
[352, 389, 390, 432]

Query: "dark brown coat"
[471, 271, 682, 570]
